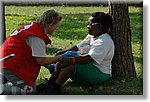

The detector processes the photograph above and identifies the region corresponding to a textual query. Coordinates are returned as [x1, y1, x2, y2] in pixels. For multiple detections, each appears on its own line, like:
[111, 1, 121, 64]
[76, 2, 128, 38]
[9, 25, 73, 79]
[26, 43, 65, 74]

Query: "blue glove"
[62, 51, 79, 59]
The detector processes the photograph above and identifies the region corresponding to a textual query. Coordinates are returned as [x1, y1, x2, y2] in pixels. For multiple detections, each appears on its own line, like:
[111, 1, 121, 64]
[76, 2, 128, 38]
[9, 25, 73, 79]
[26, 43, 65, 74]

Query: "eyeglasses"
[87, 23, 101, 28]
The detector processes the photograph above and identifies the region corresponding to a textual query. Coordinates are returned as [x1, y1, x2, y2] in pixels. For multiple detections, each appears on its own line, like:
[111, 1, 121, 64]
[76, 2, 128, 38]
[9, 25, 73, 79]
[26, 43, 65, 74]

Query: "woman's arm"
[36, 55, 62, 65]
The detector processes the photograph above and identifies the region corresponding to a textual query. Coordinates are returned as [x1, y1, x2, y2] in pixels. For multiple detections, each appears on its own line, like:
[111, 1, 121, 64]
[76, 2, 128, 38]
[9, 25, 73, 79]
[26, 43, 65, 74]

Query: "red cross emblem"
[24, 85, 33, 92]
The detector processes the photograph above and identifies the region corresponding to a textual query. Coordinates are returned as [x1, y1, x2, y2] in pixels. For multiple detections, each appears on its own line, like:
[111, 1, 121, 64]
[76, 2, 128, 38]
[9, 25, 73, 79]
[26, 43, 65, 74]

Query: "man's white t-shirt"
[77, 33, 115, 74]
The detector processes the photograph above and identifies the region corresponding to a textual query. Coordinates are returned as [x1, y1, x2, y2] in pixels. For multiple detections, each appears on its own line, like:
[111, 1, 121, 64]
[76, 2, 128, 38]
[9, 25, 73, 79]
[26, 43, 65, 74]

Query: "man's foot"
[36, 78, 49, 95]
[48, 77, 56, 83]
[46, 81, 61, 95]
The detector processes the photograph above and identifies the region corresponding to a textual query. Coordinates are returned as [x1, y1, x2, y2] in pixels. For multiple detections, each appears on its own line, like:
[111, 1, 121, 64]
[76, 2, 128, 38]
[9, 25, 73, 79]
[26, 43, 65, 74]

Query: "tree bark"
[110, 3, 136, 78]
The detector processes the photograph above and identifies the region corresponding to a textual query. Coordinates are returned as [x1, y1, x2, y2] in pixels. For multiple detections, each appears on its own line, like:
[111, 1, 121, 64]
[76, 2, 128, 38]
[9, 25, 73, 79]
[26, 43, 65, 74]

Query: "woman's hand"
[56, 50, 66, 56]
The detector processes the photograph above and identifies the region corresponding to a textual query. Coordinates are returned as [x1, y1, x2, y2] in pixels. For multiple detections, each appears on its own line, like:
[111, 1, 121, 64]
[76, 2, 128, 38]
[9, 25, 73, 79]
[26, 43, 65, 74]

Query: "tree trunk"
[110, 3, 136, 78]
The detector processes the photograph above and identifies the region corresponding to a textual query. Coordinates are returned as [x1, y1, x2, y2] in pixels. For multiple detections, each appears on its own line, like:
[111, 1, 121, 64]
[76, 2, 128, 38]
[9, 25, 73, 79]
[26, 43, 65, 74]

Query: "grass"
[4, 5, 143, 95]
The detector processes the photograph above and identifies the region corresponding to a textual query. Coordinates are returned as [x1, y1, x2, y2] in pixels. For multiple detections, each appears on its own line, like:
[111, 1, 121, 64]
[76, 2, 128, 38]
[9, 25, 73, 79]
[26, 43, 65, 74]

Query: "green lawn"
[5, 5, 143, 95]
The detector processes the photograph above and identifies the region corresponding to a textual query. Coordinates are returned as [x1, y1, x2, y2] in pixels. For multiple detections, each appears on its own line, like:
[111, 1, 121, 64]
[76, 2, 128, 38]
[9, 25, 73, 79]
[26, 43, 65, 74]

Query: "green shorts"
[71, 63, 110, 85]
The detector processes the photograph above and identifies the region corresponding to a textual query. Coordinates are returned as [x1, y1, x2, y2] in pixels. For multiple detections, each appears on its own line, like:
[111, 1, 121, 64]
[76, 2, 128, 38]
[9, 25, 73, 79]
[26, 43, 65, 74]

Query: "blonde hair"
[36, 10, 62, 28]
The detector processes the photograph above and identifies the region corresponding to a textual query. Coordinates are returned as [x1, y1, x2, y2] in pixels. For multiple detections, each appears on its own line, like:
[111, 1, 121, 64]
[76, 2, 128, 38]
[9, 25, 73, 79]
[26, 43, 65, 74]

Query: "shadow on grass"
[129, 12, 143, 44]
[5, 12, 91, 40]
[62, 77, 143, 95]
[46, 47, 61, 55]
[133, 56, 143, 64]
[52, 13, 91, 40]
[5, 12, 142, 42]
[5, 13, 37, 26]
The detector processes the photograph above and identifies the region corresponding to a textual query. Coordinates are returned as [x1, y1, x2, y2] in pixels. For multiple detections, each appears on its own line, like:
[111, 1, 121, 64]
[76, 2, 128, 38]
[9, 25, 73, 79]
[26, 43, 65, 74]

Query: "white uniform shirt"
[77, 33, 115, 74]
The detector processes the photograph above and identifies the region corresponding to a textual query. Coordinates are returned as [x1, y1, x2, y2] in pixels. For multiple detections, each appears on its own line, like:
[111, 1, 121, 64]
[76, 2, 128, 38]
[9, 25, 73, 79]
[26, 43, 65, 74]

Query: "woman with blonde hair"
[0, 9, 76, 95]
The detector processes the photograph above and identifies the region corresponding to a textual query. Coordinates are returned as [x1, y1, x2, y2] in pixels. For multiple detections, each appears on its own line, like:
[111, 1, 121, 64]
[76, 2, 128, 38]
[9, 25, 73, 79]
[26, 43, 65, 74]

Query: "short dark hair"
[91, 12, 112, 34]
